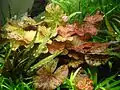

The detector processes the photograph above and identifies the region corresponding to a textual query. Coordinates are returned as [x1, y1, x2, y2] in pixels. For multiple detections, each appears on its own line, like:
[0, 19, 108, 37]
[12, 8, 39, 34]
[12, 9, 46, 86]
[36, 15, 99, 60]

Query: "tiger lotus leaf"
[76, 76, 93, 90]
[73, 68, 94, 90]
[44, 3, 67, 38]
[45, 3, 65, 26]
[1, 16, 51, 51]
[67, 42, 110, 66]
[33, 59, 69, 90]
[47, 40, 66, 54]
[55, 24, 76, 42]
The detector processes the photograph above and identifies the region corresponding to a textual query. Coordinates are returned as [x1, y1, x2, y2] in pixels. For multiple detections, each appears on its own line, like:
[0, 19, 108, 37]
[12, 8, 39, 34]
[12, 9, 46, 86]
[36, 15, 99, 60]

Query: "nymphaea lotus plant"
[1, 4, 66, 51]
[33, 59, 69, 90]
[1, 15, 52, 51]
[74, 68, 94, 90]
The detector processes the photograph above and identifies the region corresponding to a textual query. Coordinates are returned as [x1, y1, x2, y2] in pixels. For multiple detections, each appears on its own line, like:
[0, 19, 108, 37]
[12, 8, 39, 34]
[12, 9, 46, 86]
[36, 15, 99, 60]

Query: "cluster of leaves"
[87, 67, 120, 90]
[0, 0, 120, 90]
[0, 75, 34, 90]
[51, 0, 120, 22]
[0, 3, 68, 90]
[60, 67, 93, 90]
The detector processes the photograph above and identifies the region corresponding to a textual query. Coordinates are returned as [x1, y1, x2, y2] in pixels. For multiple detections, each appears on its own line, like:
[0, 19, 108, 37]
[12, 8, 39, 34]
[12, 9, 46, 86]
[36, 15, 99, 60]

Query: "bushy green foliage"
[0, 75, 34, 90]
[51, 0, 120, 22]
[86, 67, 120, 90]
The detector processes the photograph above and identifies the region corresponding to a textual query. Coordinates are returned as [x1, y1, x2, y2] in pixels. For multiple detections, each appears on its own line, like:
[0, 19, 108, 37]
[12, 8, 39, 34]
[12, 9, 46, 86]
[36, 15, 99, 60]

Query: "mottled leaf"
[69, 42, 109, 54]
[47, 41, 65, 54]
[76, 76, 93, 90]
[74, 22, 97, 40]
[1, 15, 51, 50]
[55, 24, 76, 42]
[54, 65, 69, 86]
[68, 42, 110, 66]
[68, 60, 83, 68]
[85, 53, 109, 66]
[34, 60, 69, 90]
[84, 11, 103, 24]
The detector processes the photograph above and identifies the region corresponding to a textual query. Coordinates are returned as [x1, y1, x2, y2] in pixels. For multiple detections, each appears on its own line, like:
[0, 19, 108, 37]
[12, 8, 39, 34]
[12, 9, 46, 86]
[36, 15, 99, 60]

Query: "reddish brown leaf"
[76, 76, 93, 90]
[84, 11, 103, 24]
[79, 34, 92, 41]
[57, 24, 76, 38]
[34, 60, 69, 90]
[47, 41, 65, 54]
[72, 68, 93, 90]
[74, 11, 103, 41]
[74, 22, 97, 39]
[67, 42, 110, 66]
[69, 42, 109, 54]
[54, 65, 69, 84]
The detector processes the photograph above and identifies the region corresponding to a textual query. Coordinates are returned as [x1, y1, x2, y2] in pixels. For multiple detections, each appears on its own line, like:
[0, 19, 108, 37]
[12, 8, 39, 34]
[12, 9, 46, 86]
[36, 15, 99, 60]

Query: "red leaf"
[34, 64, 69, 90]
[57, 24, 76, 38]
[54, 65, 69, 84]
[74, 22, 97, 40]
[84, 11, 103, 24]
[47, 41, 65, 54]
[74, 11, 103, 41]
[76, 76, 93, 90]
[67, 42, 110, 66]
[69, 42, 109, 54]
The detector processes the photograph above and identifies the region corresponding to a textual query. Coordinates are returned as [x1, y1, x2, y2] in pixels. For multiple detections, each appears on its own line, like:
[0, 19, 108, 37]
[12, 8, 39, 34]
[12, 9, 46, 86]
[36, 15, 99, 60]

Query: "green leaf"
[99, 75, 116, 87]
[103, 5, 119, 17]
[110, 86, 120, 90]
[108, 61, 113, 70]
[95, 74, 118, 90]
[30, 51, 62, 71]
[107, 80, 120, 88]
[105, 17, 114, 34]
[112, 22, 120, 34]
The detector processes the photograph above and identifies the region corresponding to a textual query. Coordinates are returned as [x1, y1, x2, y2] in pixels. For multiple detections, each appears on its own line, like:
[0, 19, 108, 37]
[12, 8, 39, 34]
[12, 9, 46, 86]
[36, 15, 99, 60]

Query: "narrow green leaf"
[105, 17, 114, 34]
[110, 86, 120, 90]
[108, 80, 120, 88]
[68, 12, 82, 20]
[111, 22, 120, 34]
[113, 18, 120, 24]
[73, 67, 81, 81]
[97, 75, 116, 87]
[103, 5, 119, 17]
[30, 51, 62, 71]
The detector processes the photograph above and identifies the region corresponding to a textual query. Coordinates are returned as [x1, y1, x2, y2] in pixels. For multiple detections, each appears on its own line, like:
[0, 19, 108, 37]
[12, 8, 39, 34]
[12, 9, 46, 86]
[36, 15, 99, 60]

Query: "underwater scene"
[0, 0, 120, 90]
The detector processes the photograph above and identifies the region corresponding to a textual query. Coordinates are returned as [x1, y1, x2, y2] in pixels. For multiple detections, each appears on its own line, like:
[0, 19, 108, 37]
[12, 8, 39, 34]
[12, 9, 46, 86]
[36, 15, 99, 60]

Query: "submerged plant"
[60, 67, 94, 90]
[0, 0, 120, 90]
[95, 74, 120, 90]
[0, 75, 34, 90]
[33, 59, 68, 90]
[86, 67, 120, 90]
